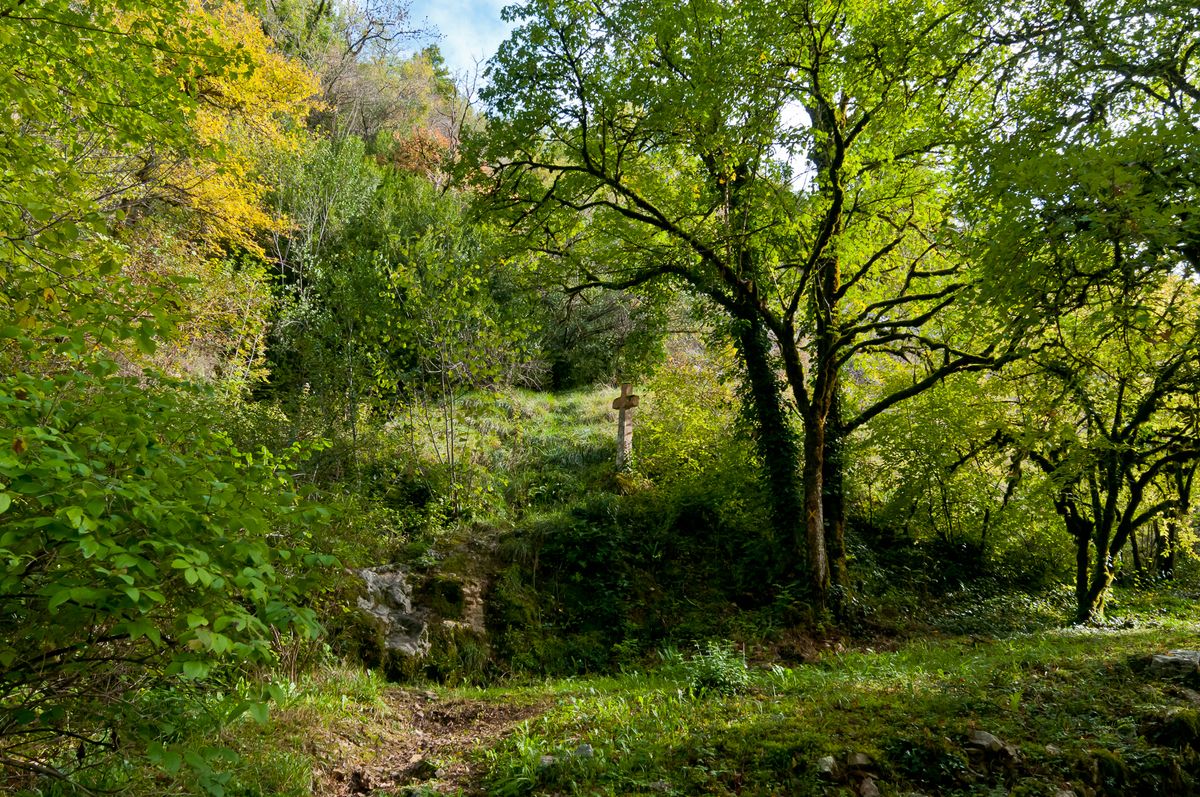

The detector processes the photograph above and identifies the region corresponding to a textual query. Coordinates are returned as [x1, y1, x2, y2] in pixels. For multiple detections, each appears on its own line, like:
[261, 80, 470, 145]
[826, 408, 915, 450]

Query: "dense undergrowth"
[17, 584, 1200, 796]
[10, 380, 1199, 797]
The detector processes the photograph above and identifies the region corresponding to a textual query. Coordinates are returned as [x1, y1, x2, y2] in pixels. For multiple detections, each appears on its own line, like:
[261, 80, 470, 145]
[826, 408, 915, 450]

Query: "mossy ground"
[11, 388, 1200, 797]
[50, 600, 1189, 797]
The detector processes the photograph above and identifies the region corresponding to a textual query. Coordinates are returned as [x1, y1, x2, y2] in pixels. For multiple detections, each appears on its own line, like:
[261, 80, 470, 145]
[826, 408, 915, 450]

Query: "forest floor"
[239, 604, 1200, 797]
[313, 690, 546, 796]
[31, 383, 1195, 797]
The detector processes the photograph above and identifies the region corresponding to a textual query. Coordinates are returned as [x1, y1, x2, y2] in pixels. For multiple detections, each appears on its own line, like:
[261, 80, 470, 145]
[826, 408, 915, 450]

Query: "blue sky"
[406, 0, 516, 82]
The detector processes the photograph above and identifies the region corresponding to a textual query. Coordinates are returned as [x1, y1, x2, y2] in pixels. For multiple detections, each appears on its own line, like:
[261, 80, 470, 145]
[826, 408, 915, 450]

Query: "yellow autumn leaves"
[108, 2, 320, 384]
[161, 1, 321, 254]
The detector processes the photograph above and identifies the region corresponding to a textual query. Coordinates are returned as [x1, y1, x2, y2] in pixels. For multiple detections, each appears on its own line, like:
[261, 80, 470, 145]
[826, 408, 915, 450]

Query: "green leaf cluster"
[0, 368, 332, 776]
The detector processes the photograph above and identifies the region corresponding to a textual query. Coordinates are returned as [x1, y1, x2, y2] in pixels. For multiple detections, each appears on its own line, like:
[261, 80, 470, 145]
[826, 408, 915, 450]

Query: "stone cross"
[612, 382, 639, 470]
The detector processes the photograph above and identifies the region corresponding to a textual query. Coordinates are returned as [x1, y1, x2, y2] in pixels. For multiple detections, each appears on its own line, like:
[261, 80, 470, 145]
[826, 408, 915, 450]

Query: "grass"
[478, 621, 1200, 796]
[13, 380, 1200, 796]
[14, 597, 1200, 796]
[23, 616, 1200, 796]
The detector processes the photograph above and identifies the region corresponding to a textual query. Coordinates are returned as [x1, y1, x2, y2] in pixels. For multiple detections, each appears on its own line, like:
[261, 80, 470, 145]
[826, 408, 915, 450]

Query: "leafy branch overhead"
[1, 0, 1200, 791]
[479, 0, 1027, 603]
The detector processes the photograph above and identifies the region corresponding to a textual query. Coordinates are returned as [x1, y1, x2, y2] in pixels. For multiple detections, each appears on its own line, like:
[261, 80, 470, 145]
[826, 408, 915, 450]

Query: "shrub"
[0, 367, 334, 780]
[684, 640, 752, 696]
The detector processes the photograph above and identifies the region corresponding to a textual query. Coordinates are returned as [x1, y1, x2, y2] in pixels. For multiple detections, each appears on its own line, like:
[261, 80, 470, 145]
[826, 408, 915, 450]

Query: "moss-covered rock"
[420, 576, 465, 619]
[1145, 708, 1200, 750]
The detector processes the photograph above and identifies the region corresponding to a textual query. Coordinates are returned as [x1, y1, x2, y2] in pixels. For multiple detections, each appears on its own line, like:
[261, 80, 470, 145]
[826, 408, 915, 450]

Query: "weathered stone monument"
[612, 382, 639, 470]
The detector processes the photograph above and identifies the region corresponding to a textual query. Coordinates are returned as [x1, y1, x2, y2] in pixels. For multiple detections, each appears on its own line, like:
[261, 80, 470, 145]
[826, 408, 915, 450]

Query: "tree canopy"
[3, 0, 1200, 789]
[477, 0, 1026, 605]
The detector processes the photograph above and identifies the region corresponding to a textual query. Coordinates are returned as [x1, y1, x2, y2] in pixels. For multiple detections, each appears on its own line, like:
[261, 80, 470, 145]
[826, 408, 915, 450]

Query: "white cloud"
[407, 0, 515, 81]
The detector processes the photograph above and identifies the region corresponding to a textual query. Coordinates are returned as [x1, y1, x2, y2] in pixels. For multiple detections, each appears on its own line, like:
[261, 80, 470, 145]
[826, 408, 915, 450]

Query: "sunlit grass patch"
[478, 623, 1200, 796]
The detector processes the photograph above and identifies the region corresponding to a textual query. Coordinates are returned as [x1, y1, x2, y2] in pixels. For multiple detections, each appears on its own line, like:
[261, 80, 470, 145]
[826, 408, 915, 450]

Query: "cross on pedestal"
[612, 383, 639, 470]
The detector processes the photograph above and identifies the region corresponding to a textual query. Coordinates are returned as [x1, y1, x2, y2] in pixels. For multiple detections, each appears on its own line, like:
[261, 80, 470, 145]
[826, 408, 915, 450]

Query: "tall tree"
[478, 0, 1011, 605]
[964, 0, 1200, 620]
[1003, 278, 1200, 622]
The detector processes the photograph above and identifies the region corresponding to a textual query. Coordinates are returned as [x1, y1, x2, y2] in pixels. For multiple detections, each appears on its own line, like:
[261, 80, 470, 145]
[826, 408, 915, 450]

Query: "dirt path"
[317, 689, 546, 796]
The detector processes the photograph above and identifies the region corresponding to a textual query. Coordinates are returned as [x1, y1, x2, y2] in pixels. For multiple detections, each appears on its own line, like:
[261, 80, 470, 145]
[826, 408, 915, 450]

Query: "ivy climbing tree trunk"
[734, 316, 804, 582]
[480, 0, 1012, 612]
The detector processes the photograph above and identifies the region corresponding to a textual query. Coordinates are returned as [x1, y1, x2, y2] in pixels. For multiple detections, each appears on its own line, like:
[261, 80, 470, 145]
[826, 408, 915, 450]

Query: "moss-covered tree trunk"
[802, 408, 831, 607]
[824, 395, 848, 592]
[1076, 560, 1113, 625]
[734, 316, 804, 583]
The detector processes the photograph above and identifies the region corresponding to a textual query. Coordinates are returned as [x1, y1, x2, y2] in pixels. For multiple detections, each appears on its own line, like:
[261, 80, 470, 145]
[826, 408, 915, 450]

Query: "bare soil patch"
[316, 688, 546, 795]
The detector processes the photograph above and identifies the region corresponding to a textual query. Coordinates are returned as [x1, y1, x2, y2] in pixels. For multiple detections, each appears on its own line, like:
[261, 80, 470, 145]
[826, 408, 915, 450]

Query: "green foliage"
[491, 390, 615, 515]
[956, 0, 1200, 621]
[969, 0, 1199, 312]
[998, 277, 1200, 621]
[270, 168, 535, 403]
[1, 0, 311, 380]
[489, 486, 778, 675]
[855, 371, 1069, 584]
[479, 623, 1200, 796]
[267, 134, 382, 281]
[7, 0, 1200, 792]
[0, 0, 225, 367]
[534, 287, 671, 390]
[682, 641, 751, 697]
[470, 373, 786, 676]
[265, 169, 542, 517]
[884, 734, 969, 788]
[636, 344, 746, 483]
[0, 368, 332, 779]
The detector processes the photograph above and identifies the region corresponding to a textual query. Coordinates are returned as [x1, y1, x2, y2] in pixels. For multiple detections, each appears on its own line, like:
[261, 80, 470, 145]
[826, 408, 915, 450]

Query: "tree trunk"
[1158, 519, 1178, 580]
[803, 405, 831, 608]
[1075, 520, 1122, 624]
[1076, 561, 1115, 624]
[1129, 526, 1144, 580]
[1160, 464, 1196, 580]
[1048, 492, 1108, 624]
[734, 317, 804, 582]
[1066, 513, 1092, 621]
[1072, 531, 1097, 623]
[823, 394, 848, 591]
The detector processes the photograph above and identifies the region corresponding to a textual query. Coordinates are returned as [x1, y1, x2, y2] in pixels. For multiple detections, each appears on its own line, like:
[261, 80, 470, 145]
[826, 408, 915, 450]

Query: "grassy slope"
[476, 619, 1200, 796]
[15, 387, 1200, 796]
[203, 607, 1200, 797]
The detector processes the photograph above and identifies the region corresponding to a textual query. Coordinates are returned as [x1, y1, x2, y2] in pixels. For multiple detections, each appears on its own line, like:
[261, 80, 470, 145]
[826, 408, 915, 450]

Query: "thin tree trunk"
[1081, 542, 1112, 624]
[1167, 520, 1179, 579]
[1153, 520, 1172, 580]
[1129, 525, 1144, 579]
